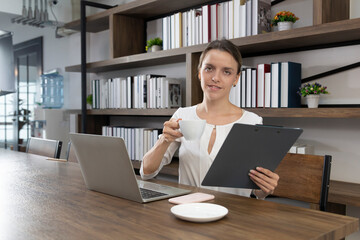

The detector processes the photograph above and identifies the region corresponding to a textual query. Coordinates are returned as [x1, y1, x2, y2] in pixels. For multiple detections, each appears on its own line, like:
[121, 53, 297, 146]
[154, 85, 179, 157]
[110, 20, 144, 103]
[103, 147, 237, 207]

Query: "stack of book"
[229, 61, 302, 108]
[91, 75, 183, 109]
[102, 126, 161, 161]
[161, 0, 272, 50]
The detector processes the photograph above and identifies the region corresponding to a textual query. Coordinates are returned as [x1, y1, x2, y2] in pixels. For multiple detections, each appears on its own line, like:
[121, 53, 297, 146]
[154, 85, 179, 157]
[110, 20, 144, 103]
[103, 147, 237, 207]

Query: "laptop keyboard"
[140, 188, 167, 199]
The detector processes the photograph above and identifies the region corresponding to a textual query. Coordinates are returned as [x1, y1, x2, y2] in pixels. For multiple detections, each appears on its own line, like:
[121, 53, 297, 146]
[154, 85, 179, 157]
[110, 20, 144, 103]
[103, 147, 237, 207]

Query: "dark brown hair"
[198, 39, 242, 74]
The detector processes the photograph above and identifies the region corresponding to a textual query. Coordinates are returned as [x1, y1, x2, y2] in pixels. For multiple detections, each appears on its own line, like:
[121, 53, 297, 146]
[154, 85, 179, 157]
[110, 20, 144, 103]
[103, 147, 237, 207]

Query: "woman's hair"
[198, 39, 242, 74]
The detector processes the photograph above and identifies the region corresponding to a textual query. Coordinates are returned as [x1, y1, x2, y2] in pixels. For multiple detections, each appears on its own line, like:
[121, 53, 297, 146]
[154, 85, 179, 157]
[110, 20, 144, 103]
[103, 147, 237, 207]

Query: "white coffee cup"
[179, 119, 206, 141]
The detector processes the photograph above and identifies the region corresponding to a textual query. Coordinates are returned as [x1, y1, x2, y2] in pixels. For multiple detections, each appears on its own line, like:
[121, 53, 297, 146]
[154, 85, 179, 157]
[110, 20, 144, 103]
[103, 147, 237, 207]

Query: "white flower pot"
[306, 95, 320, 108]
[277, 21, 293, 31]
[150, 45, 162, 52]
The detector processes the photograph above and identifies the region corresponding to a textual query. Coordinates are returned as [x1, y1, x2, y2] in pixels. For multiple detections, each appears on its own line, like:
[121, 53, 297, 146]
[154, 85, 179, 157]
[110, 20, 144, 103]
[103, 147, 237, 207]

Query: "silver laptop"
[69, 133, 190, 203]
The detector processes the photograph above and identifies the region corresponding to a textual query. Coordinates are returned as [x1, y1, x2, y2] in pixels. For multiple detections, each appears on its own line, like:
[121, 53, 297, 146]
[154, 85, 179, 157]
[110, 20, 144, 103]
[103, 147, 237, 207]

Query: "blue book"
[280, 62, 301, 108]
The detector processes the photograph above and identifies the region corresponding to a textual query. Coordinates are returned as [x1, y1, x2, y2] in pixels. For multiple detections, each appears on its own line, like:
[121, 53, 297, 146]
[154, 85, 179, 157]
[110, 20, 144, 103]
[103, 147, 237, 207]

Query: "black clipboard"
[201, 124, 303, 189]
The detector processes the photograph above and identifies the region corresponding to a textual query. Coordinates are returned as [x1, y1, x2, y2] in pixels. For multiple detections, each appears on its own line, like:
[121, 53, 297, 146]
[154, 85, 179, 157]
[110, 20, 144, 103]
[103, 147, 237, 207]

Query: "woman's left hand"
[249, 167, 279, 198]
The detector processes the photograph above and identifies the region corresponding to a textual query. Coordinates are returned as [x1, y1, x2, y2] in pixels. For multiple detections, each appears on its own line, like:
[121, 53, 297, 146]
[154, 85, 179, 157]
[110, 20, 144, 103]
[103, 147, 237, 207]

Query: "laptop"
[69, 133, 191, 203]
[201, 124, 303, 189]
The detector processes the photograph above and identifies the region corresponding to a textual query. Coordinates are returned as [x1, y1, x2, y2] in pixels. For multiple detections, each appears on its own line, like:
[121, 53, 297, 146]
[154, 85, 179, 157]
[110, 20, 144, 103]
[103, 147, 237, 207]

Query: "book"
[280, 62, 301, 108]
[270, 62, 281, 108]
[257, 63, 271, 107]
[202, 4, 211, 44]
[264, 72, 271, 107]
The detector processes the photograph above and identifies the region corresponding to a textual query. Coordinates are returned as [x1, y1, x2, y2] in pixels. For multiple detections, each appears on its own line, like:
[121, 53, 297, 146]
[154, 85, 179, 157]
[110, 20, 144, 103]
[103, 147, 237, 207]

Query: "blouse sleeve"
[140, 109, 182, 180]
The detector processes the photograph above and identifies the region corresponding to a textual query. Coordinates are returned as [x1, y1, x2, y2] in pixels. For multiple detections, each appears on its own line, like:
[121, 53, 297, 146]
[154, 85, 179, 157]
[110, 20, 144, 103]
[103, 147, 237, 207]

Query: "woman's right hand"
[161, 118, 183, 143]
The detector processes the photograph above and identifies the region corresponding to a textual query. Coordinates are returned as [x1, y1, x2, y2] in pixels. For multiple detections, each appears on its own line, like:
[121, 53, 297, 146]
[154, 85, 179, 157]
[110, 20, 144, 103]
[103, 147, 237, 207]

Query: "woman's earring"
[233, 84, 236, 87]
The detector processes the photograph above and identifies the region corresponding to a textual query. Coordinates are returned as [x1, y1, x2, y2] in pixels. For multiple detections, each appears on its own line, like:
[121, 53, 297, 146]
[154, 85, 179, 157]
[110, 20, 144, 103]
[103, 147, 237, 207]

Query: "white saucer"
[170, 203, 228, 223]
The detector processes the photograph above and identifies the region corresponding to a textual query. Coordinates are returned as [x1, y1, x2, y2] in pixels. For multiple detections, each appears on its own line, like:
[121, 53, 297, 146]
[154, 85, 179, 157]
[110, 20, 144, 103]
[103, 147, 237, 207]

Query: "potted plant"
[272, 11, 299, 31]
[146, 37, 163, 52]
[298, 82, 329, 108]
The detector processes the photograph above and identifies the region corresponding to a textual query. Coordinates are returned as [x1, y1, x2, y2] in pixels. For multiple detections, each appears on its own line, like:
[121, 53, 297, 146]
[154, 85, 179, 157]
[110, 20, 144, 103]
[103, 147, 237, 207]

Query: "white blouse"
[140, 105, 263, 197]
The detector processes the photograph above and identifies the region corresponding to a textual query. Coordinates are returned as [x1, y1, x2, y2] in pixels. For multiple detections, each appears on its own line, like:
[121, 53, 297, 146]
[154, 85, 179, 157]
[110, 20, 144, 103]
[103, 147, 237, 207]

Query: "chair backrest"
[26, 137, 62, 159]
[272, 153, 332, 211]
[66, 141, 78, 163]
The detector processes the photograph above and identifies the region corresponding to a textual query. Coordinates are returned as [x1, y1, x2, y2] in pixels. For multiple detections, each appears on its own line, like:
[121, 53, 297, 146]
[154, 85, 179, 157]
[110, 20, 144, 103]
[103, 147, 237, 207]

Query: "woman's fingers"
[249, 167, 279, 195]
[162, 118, 183, 141]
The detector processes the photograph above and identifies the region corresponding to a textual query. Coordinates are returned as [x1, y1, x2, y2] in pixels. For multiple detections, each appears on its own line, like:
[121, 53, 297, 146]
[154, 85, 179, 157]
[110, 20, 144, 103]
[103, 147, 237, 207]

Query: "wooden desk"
[0, 149, 358, 240]
[132, 160, 360, 209]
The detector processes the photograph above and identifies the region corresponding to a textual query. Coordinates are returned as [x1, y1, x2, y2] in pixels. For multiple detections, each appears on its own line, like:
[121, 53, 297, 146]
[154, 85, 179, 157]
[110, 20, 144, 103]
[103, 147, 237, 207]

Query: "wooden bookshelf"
[65, 18, 360, 73]
[65, 0, 223, 33]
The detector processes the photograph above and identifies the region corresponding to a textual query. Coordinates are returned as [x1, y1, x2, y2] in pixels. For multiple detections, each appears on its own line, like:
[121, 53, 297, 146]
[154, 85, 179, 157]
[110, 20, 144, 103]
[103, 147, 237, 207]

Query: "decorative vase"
[277, 21, 293, 31]
[150, 45, 162, 52]
[306, 95, 320, 108]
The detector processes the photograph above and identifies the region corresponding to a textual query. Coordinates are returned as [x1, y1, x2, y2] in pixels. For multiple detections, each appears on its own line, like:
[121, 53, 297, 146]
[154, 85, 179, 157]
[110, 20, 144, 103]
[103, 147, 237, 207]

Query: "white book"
[234, 0, 240, 38]
[171, 14, 175, 49]
[264, 72, 271, 108]
[251, 69, 257, 108]
[240, 2, 246, 37]
[187, 10, 192, 46]
[211, 4, 218, 41]
[199, 13, 203, 44]
[182, 11, 188, 47]
[229, 0, 234, 39]
[257, 64, 265, 107]
[195, 15, 199, 45]
[174, 12, 180, 48]
[202, 5, 210, 44]
[246, 68, 252, 108]
[126, 76, 132, 108]
[191, 10, 196, 45]
[271, 62, 281, 108]
[241, 69, 246, 108]
[139, 128, 144, 160]
[223, 1, 229, 39]
[246, 0, 252, 36]
[252, 0, 258, 35]
[167, 16, 171, 50]
[162, 17, 168, 50]
[281, 62, 289, 108]
[218, 3, 223, 39]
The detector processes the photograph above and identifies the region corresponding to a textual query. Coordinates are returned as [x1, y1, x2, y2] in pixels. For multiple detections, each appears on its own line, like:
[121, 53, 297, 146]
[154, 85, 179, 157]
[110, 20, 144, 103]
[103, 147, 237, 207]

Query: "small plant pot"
[150, 45, 162, 52]
[306, 95, 320, 108]
[277, 21, 293, 31]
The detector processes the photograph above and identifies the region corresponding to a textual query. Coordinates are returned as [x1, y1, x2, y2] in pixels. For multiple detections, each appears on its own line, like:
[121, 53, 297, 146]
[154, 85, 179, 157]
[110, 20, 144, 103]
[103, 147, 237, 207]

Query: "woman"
[140, 39, 279, 199]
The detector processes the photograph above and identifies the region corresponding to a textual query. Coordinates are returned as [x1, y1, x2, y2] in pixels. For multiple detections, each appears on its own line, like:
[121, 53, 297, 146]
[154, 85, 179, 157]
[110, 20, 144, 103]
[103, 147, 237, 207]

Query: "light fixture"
[0, 31, 15, 96]
[11, 0, 61, 28]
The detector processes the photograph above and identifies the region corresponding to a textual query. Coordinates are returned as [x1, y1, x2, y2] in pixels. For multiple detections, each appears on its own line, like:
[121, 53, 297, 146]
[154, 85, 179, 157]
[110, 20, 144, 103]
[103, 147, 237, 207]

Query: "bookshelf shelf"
[86, 108, 360, 119]
[66, 18, 360, 73]
[247, 108, 360, 118]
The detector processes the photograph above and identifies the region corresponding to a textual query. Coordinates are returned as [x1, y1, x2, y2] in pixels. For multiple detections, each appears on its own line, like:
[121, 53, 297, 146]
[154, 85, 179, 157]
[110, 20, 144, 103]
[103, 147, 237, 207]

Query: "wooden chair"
[272, 153, 332, 211]
[26, 137, 62, 159]
[66, 141, 78, 163]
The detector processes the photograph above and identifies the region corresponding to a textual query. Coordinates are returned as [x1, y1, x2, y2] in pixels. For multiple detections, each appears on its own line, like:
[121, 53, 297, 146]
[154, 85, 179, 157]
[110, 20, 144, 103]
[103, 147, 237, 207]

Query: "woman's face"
[198, 49, 240, 102]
